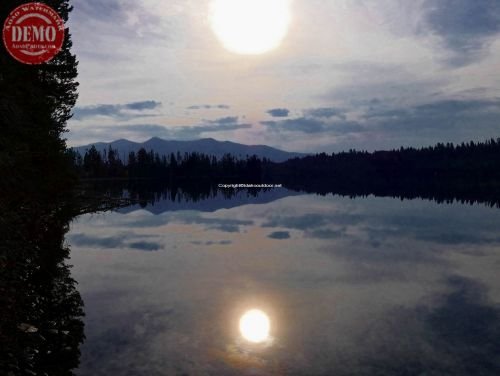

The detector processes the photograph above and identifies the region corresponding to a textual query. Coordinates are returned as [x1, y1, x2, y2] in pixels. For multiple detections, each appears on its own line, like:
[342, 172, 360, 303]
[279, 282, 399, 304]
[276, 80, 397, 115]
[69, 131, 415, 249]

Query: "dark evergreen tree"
[0, 3, 84, 375]
[106, 146, 123, 178]
[1, 0, 79, 200]
[83, 146, 103, 178]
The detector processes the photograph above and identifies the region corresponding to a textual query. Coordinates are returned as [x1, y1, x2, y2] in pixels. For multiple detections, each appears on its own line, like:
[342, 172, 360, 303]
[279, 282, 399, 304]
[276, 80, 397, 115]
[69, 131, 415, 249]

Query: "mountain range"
[72, 137, 306, 163]
[118, 188, 302, 215]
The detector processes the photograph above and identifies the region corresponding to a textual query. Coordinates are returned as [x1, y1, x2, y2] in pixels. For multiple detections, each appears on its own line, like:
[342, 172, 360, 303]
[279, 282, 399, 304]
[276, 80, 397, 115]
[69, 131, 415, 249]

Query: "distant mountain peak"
[73, 138, 306, 163]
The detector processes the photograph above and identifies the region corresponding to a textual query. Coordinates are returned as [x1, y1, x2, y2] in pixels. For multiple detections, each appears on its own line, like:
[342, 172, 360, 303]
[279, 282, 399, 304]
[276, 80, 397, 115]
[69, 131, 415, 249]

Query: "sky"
[67, 0, 500, 153]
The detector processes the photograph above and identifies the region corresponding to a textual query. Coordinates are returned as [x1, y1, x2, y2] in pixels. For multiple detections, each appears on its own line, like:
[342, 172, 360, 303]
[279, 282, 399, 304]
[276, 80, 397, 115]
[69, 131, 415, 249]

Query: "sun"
[239, 309, 271, 343]
[210, 0, 291, 55]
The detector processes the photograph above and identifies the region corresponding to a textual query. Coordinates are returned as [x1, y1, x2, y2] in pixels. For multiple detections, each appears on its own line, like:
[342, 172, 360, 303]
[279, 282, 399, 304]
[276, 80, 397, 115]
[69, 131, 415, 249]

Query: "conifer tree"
[0, 0, 79, 198]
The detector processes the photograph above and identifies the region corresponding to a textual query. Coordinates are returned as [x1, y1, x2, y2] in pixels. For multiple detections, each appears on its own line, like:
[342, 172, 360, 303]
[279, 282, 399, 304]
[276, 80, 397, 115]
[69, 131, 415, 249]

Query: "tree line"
[267, 138, 500, 183]
[69, 146, 265, 181]
[70, 138, 500, 185]
[263, 138, 500, 207]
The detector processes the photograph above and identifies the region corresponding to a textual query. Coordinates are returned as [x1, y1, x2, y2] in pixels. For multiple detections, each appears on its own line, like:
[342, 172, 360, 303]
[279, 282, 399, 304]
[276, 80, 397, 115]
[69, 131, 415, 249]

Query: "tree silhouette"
[1, 0, 79, 199]
[1, 2, 83, 374]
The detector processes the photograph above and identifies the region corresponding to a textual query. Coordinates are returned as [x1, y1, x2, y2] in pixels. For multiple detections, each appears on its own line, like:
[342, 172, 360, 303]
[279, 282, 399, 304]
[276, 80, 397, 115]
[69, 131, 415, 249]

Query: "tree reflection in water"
[1, 193, 85, 375]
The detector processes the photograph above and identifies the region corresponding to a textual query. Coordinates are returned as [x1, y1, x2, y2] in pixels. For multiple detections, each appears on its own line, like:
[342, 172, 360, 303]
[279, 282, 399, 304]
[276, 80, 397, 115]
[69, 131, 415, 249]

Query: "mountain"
[72, 137, 306, 163]
[117, 188, 303, 215]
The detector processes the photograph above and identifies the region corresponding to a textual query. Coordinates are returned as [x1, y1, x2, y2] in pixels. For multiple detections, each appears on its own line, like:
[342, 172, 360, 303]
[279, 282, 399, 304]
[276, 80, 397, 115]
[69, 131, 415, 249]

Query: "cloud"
[72, 0, 129, 23]
[73, 105, 122, 120]
[71, 0, 167, 45]
[115, 211, 255, 233]
[129, 241, 162, 251]
[425, 276, 500, 353]
[68, 233, 162, 251]
[422, 0, 500, 66]
[205, 116, 239, 125]
[365, 99, 500, 133]
[262, 212, 362, 246]
[418, 232, 500, 245]
[351, 276, 500, 374]
[260, 98, 500, 150]
[268, 231, 291, 239]
[191, 240, 233, 246]
[188, 123, 252, 135]
[305, 228, 345, 239]
[78, 305, 175, 376]
[303, 107, 346, 120]
[173, 116, 252, 138]
[124, 101, 161, 111]
[262, 118, 364, 135]
[262, 106, 357, 135]
[263, 213, 331, 230]
[324, 71, 447, 108]
[187, 104, 230, 110]
[73, 101, 162, 121]
[262, 118, 324, 134]
[180, 215, 253, 233]
[267, 108, 290, 117]
[415, 99, 500, 114]
[69, 233, 124, 248]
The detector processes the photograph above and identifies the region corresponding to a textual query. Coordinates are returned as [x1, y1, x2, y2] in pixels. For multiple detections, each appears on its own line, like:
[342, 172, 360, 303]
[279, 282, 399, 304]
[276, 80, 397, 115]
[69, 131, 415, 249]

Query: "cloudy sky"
[67, 0, 500, 152]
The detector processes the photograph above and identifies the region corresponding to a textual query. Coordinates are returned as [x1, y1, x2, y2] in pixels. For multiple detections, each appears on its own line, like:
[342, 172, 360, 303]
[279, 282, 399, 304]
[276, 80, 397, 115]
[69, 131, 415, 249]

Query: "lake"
[68, 188, 500, 375]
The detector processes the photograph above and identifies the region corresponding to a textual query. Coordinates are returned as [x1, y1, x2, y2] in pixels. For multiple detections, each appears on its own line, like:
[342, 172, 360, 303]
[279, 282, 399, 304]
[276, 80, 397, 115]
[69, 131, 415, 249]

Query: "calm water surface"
[68, 190, 500, 375]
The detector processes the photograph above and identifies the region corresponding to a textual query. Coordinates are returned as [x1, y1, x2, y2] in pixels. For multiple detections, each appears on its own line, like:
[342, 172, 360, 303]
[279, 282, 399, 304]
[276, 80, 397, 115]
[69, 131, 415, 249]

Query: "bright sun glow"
[210, 0, 291, 55]
[239, 309, 271, 343]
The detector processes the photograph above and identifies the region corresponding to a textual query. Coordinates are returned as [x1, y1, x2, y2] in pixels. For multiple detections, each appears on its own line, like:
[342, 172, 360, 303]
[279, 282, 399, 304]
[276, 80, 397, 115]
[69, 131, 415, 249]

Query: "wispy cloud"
[68, 232, 162, 252]
[261, 98, 500, 150]
[187, 104, 230, 110]
[268, 231, 291, 239]
[205, 116, 240, 125]
[422, 0, 500, 66]
[73, 100, 162, 121]
[263, 107, 351, 134]
[303, 107, 346, 120]
[267, 108, 290, 118]
[364, 98, 500, 134]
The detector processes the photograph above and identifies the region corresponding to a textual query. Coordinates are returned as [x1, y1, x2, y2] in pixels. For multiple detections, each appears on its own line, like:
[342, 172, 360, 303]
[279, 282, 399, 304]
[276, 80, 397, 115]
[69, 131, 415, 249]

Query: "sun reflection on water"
[239, 309, 271, 343]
